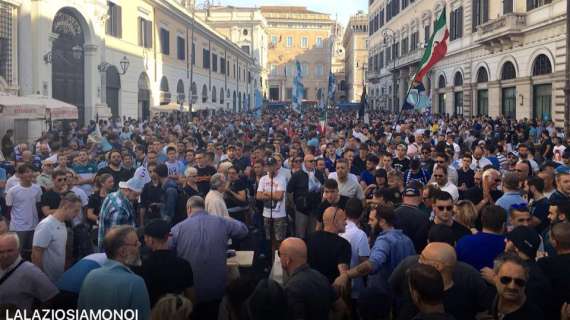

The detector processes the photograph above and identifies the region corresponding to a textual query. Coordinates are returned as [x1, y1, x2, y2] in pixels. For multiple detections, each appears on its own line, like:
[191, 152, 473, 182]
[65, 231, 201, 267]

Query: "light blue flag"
[328, 72, 336, 101]
[254, 89, 263, 119]
[292, 60, 304, 114]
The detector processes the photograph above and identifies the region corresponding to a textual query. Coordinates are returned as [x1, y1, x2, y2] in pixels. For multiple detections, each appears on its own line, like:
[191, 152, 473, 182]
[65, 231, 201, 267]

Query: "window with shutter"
[160, 28, 169, 55]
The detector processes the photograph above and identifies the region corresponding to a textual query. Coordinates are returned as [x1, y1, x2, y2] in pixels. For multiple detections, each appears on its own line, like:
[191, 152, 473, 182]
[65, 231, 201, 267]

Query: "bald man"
[306, 207, 351, 284]
[279, 238, 336, 320]
[0, 232, 59, 310]
[389, 242, 495, 320]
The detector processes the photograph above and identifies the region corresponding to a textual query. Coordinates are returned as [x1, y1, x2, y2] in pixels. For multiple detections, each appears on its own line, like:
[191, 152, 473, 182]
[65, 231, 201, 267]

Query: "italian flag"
[414, 7, 449, 82]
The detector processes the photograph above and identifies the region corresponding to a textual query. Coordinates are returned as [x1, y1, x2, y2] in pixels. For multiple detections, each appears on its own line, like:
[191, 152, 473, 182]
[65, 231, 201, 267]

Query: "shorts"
[263, 217, 287, 241]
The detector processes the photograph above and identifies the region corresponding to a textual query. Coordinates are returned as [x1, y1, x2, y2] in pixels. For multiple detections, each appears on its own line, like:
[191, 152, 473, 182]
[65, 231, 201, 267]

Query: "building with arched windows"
[367, 0, 566, 125]
[1, 0, 261, 141]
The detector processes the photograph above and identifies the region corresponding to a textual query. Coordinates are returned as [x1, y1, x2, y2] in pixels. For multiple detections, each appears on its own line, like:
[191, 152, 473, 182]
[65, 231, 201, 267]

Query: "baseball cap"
[118, 177, 145, 193]
[403, 187, 420, 197]
[506, 226, 540, 260]
[144, 219, 171, 239]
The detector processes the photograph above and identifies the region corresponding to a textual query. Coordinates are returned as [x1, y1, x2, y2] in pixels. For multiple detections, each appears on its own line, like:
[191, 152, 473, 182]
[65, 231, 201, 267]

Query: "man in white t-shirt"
[256, 157, 287, 253]
[5, 164, 42, 259]
[32, 193, 82, 283]
[331, 159, 365, 200]
[339, 198, 370, 300]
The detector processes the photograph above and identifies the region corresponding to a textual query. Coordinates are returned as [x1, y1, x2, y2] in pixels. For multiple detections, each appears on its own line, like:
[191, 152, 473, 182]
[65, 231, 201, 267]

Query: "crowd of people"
[0, 108, 570, 320]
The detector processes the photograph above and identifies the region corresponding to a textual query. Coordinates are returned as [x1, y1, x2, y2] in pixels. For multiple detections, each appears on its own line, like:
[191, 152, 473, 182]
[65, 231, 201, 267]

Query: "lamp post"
[382, 28, 398, 113]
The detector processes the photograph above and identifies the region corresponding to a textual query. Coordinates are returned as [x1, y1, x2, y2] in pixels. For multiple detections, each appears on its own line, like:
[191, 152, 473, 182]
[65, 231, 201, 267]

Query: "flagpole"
[388, 73, 417, 144]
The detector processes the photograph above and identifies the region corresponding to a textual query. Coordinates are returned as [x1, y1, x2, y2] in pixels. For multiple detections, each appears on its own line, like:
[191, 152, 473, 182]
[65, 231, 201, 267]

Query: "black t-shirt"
[317, 195, 349, 222]
[537, 253, 570, 319]
[133, 249, 194, 307]
[86, 192, 105, 217]
[457, 168, 475, 189]
[41, 190, 65, 210]
[352, 156, 366, 176]
[306, 231, 351, 284]
[486, 295, 543, 320]
[97, 166, 132, 191]
[393, 157, 410, 173]
[541, 138, 554, 159]
[195, 166, 217, 195]
[429, 221, 471, 244]
[394, 204, 430, 253]
[462, 186, 503, 205]
[225, 178, 248, 210]
[140, 182, 164, 208]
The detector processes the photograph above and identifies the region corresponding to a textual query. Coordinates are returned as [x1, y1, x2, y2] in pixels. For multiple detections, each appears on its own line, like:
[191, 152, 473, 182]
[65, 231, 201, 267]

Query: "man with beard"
[279, 237, 336, 320]
[481, 254, 543, 319]
[430, 191, 471, 243]
[334, 204, 415, 318]
[480, 226, 552, 316]
[517, 144, 539, 174]
[96, 150, 132, 192]
[78, 226, 150, 319]
[550, 171, 570, 203]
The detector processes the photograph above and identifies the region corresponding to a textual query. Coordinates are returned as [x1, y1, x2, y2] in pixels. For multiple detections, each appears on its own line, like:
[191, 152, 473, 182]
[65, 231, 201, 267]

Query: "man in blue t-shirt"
[456, 205, 506, 270]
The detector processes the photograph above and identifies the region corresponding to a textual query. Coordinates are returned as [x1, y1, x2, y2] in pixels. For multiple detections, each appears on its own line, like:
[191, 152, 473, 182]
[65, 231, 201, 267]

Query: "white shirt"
[257, 175, 287, 218]
[340, 220, 370, 299]
[5, 175, 20, 192]
[328, 172, 359, 184]
[440, 181, 460, 202]
[5, 183, 42, 231]
[470, 157, 493, 171]
[205, 190, 229, 218]
[32, 215, 67, 282]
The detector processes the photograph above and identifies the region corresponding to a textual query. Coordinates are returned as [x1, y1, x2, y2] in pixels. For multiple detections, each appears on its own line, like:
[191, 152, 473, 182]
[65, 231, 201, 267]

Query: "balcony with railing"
[474, 13, 526, 49]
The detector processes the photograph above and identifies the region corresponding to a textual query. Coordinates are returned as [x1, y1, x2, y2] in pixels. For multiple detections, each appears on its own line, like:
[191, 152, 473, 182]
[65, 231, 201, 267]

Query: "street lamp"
[382, 28, 398, 113]
[119, 56, 130, 75]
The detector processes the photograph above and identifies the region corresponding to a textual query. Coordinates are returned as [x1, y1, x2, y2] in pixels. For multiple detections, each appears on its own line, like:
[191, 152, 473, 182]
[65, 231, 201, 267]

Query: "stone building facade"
[260, 6, 335, 103]
[367, 0, 565, 126]
[343, 11, 369, 102]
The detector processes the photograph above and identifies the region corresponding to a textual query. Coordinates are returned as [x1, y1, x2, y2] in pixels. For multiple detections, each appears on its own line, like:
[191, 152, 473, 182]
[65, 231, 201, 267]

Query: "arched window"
[220, 88, 224, 104]
[501, 62, 516, 80]
[454, 72, 463, 86]
[212, 86, 217, 103]
[160, 76, 170, 104]
[532, 54, 552, 76]
[476, 67, 488, 83]
[438, 75, 446, 89]
[202, 84, 208, 103]
[176, 79, 185, 103]
[160, 76, 169, 92]
[191, 82, 197, 101]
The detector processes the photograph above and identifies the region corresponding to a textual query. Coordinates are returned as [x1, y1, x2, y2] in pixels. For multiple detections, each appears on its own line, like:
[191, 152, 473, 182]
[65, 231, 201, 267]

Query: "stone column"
[488, 81, 501, 118]
[446, 87, 454, 115]
[83, 44, 98, 123]
[463, 83, 473, 117]
[515, 76, 532, 120]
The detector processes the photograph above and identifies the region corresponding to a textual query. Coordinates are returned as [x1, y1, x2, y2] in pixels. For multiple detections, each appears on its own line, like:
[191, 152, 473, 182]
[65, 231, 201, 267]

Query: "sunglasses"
[433, 174, 444, 178]
[436, 160, 446, 164]
[499, 276, 526, 287]
[56, 178, 67, 182]
[436, 205, 453, 211]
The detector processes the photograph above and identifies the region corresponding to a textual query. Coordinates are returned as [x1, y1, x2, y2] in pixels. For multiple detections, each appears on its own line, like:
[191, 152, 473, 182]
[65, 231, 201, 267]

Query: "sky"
[205, 0, 369, 26]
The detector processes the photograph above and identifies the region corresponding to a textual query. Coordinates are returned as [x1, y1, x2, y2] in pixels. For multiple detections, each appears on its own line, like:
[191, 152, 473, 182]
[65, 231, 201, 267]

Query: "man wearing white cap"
[97, 176, 144, 250]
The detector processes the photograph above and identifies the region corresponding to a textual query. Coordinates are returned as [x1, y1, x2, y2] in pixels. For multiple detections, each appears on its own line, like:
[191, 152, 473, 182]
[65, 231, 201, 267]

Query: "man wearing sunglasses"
[483, 254, 542, 319]
[40, 169, 70, 217]
[430, 191, 471, 244]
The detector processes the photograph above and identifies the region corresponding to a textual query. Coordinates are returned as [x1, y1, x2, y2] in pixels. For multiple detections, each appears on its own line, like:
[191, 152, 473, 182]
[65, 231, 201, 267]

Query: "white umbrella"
[24, 94, 78, 120]
[0, 93, 47, 119]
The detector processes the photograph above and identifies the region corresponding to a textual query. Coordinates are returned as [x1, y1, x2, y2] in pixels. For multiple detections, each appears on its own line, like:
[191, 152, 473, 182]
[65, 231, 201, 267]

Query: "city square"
[1, 0, 570, 319]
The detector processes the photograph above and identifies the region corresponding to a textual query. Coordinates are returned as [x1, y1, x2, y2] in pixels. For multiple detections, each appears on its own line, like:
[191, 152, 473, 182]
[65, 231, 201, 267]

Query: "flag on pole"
[327, 72, 336, 101]
[413, 7, 449, 83]
[403, 82, 429, 110]
[254, 89, 263, 119]
[359, 85, 367, 120]
[292, 60, 304, 114]
[319, 108, 327, 134]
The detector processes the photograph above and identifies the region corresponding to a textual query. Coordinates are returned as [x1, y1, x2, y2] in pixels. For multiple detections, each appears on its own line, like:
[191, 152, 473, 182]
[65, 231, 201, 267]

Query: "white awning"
[151, 102, 190, 113]
[0, 93, 78, 120]
[0, 93, 47, 119]
[25, 95, 79, 120]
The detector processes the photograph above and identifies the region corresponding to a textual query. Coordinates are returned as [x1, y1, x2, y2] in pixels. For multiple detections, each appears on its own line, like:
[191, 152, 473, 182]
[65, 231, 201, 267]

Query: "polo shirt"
[496, 191, 527, 222]
[78, 260, 150, 320]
